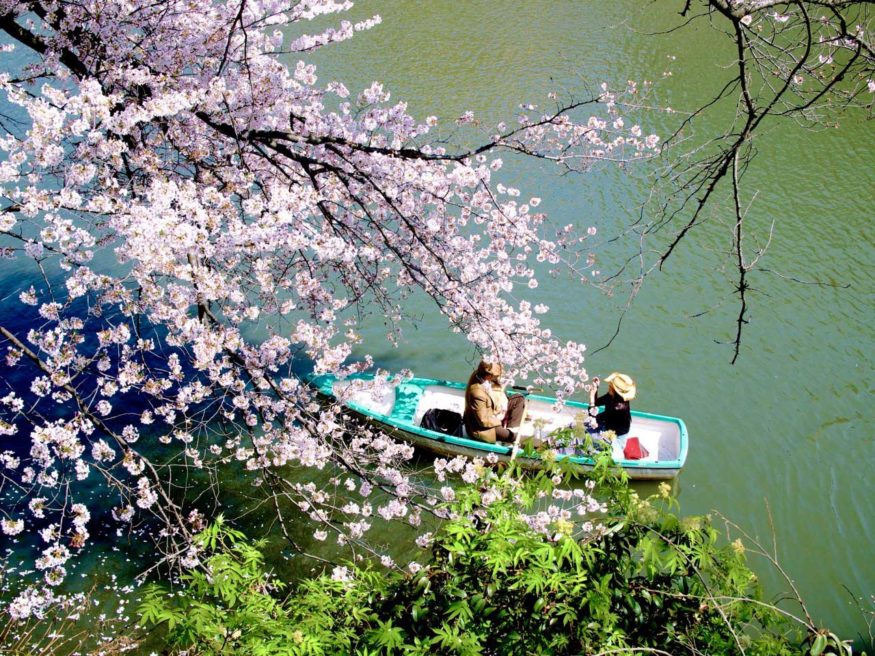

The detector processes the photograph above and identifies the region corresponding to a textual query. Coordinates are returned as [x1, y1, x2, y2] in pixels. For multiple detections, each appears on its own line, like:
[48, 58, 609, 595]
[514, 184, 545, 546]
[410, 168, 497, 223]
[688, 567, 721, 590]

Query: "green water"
[297, 0, 874, 638]
[0, 1, 871, 647]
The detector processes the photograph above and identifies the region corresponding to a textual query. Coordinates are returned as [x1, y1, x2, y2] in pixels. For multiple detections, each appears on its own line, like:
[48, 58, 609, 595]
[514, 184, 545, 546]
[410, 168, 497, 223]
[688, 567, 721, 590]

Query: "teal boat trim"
[307, 373, 688, 478]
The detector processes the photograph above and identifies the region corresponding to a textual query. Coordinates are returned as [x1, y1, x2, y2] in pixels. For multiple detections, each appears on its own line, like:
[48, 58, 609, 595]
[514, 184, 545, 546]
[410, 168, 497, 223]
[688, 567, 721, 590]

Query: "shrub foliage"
[139, 461, 855, 655]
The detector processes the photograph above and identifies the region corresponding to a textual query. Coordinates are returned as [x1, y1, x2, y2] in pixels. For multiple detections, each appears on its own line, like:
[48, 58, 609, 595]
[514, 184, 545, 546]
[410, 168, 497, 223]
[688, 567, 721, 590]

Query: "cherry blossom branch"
[596, 0, 868, 360]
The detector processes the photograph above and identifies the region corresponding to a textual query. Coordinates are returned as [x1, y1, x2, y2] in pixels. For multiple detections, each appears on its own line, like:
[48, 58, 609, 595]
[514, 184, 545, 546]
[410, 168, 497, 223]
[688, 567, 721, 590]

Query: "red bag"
[623, 437, 650, 460]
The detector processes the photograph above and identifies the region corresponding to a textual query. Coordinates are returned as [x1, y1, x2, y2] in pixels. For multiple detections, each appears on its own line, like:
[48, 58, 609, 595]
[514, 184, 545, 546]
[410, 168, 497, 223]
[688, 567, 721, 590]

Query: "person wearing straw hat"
[463, 360, 526, 444]
[588, 372, 636, 437]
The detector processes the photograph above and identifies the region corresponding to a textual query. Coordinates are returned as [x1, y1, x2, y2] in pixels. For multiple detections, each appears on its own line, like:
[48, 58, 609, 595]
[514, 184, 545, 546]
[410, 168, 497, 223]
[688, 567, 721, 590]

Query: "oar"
[510, 428, 523, 461]
[507, 386, 541, 460]
[510, 385, 543, 395]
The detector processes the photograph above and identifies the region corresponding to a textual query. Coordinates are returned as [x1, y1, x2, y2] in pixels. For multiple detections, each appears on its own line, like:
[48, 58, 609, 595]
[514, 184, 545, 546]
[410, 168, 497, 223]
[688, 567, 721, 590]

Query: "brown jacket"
[463, 382, 505, 443]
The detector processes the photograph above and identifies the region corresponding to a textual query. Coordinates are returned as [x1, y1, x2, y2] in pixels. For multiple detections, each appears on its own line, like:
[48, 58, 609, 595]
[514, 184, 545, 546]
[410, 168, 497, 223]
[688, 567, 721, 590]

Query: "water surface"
[299, 0, 874, 637]
[0, 0, 870, 643]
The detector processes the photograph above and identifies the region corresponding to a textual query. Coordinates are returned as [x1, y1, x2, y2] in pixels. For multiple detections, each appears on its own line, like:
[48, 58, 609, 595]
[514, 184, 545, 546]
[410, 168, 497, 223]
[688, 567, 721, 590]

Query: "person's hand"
[592, 376, 600, 388]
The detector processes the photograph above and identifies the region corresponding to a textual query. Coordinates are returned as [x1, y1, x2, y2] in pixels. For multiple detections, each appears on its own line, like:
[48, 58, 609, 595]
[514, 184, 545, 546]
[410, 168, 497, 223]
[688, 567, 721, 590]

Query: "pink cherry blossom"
[0, 0, 668, 613]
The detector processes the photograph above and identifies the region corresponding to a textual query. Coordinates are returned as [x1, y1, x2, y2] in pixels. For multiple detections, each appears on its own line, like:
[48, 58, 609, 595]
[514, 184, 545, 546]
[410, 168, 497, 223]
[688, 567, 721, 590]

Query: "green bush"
[139, 460, 856, 655]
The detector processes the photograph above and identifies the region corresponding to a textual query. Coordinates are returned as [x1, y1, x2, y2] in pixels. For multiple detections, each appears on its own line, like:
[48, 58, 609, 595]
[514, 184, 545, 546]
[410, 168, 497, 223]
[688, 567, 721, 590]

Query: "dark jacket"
[595, 392, 631, 436]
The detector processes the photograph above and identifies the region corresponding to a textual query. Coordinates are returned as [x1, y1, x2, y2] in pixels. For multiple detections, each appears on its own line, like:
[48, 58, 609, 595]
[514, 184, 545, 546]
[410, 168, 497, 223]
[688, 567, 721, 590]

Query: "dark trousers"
[495, 395, 526, 443]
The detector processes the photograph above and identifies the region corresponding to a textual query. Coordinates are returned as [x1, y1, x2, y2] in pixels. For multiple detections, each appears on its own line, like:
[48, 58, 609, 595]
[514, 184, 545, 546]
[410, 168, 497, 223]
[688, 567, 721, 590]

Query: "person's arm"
[469, 386, 501, 429]
[589, 376, 600, 407]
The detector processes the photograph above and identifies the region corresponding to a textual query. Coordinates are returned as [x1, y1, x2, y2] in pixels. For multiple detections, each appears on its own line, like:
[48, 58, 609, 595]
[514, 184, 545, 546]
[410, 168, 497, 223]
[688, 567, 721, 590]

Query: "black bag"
[420, 408, 464, 437]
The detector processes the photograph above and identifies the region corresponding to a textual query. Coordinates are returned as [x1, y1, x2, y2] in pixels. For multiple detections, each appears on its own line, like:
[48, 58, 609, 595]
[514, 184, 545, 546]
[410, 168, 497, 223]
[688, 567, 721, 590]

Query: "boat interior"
[331, 377, 682, 464]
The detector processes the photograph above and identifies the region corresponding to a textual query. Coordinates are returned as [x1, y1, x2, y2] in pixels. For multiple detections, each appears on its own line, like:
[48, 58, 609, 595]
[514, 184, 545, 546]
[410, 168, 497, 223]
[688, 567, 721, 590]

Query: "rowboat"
[307, 373, 688, 480]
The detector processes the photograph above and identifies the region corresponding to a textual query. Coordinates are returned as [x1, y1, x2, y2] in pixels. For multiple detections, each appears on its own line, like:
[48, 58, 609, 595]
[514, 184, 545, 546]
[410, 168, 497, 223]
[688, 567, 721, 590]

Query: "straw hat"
[605, 372, 636, 401]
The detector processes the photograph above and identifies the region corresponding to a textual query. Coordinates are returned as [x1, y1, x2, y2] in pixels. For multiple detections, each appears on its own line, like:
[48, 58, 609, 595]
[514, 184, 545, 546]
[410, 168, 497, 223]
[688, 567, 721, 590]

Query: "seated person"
[588, 372, 636, 437]
[463, 361, 526, 444]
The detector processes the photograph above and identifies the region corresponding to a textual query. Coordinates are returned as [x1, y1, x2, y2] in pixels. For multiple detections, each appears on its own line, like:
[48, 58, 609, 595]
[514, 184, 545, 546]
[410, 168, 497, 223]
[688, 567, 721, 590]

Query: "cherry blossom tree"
[0, 0, 661, 619]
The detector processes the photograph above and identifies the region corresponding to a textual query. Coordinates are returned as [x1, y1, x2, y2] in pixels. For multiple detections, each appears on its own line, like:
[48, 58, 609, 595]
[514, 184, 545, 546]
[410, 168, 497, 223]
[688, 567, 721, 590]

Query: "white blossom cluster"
[726, 1, 873, 106]
[0, 0, 665, 618]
